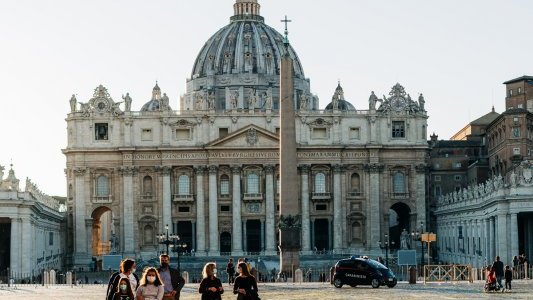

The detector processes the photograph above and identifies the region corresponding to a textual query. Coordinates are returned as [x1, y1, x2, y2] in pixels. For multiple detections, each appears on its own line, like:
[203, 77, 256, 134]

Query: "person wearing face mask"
[233, 262, 259, 300]
[157, 254, 185, 300]
[136, 267, 164, 300]
[113, 278, 135, 300]
[199, 262, 224, 300]
[107, 259, 140, 300]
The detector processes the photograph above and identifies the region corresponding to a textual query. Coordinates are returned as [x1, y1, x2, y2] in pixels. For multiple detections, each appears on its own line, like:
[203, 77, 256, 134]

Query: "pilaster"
[231, 165, 243, 255]
[332, 164, 343, 252]
[208, 165, 219, 256]
[299, 165, 311, 254]
[264, 165, 276, 255]
[195, 166, 206, 256]
[364, 163, 384, 250]
[120, 166, 137, 256]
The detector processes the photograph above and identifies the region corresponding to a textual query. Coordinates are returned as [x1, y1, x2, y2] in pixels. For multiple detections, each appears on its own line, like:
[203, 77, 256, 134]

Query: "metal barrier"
[423, 265, 473, 283]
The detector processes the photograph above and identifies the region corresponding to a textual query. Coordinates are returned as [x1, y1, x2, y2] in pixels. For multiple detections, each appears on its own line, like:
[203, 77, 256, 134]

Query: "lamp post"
[172, 237, 188, 274]
[378, 234, 395, 268]
[157, 224, 179, 255]
[411, 222, 425, 268]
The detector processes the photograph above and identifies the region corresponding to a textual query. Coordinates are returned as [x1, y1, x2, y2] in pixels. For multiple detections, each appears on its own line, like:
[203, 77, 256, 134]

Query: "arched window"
[96, 175, 109, 196]
[143, 176, 153, 195]
[178, 175, 190, 195]
[247, 173, 259, 194]
[144, 225, 154, 245]
[351, 173, 361, 193]
[315, 172, 326, 193]
[220, 175, 230, 195]
[393, 172, 405, 194]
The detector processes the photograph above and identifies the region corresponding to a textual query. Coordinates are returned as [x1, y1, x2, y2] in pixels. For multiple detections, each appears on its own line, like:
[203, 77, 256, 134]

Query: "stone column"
[20, 217, 31, 274]
[208, 165, 219, 256]
[497, 213, 509, 263]
[73, 168, 89, 266]
[121, 166, 137, 256]
[489, 217, 495, 261]
[264, 165, 276, 255]
[511, 213, 519, 261]
[10, 218, 20, 274]
[231, 166, 243, 256]
[333, 165, 343, 252]
[482, 218, 488, 265]
[195, 167, 206, 256]
[260, 220, 265, 252]
[415, 164, 427, 230]
[365, 163, 383, 250]
[299, 165, 311, 254]
[161, 166, 172, 235]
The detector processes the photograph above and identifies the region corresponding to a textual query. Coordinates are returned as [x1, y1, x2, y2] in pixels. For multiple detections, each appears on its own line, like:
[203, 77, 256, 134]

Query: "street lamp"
[172, 237, 188, 274]
[378, 234, 395, 268]
[157, 224, 179, 255]
[411, 222, 425, 268]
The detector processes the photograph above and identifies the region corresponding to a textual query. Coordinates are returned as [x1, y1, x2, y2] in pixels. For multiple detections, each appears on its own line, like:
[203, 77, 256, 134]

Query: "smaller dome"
[325, 100, 356, 111]
[325, 82, 356, 111]
[141, 100, 161, 112]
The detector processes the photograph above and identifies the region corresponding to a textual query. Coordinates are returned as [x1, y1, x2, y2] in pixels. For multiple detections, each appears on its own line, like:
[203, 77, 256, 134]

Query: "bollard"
[409, 267, 417, 284]
[182, 271, 189, 284]
[49, 270, 56, 285]
[294, 269, 303, 284]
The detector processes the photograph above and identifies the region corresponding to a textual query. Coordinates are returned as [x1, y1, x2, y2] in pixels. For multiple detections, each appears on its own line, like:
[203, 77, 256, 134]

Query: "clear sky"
[1, 0, 532, 196]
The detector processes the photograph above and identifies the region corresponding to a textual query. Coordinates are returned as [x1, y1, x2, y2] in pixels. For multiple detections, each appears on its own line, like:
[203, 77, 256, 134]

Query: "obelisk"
[278, 16, 300, 278]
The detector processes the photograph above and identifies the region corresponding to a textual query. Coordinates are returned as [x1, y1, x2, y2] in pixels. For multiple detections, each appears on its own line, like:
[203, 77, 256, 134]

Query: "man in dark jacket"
[106, 258, 139, 300]
[158, 254, 185, 300]
[492, 256, 504, 289]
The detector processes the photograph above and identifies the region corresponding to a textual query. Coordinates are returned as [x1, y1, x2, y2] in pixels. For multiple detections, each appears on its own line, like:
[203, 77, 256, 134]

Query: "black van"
[332, 256, 397, 288]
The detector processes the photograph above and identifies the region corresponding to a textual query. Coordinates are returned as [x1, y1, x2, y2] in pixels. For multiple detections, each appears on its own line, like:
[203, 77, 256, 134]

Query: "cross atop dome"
[232, 0, 263, 22]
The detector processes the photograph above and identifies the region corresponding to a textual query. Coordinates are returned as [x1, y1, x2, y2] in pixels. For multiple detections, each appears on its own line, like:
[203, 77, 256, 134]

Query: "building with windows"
[64, 0, 429, 269]
[0, 164, 66, 279]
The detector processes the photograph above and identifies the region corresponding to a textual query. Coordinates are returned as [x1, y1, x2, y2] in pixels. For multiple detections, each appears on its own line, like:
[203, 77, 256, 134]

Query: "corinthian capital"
[363, 163, 384, 173]
[73, 168, 87, 177]
[208, 165, 219, 174]
[231, 165, 241, 174]
[194, 166, 206, 176]
[264, 165, 276, 175]
[299, 164, 310, 174]
[120, 166, 138, 176]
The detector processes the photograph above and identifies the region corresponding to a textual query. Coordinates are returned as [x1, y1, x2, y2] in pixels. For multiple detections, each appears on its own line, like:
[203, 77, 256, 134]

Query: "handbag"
[246, 288, 260, 300]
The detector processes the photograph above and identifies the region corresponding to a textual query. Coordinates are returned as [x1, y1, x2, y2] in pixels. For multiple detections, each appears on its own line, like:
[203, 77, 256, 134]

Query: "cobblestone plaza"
[2, 282, 533, 300]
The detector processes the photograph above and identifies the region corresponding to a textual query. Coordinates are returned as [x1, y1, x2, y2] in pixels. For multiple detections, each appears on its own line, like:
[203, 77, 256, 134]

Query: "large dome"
[191, 3, 305, 78]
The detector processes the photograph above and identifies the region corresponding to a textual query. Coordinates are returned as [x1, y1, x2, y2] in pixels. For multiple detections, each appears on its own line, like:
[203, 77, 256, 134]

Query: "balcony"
[311, 192, 331, 202]
[93, 195, 113, 204]
[346, 191, 363, 199]
[390, 192, 410, 199]
[173, 194, 195, 203]
[243, 193, 263, 203]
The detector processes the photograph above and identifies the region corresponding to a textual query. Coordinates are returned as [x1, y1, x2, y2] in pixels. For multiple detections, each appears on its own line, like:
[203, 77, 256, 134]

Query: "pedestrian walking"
[233, 262, 259, 300]
[227, 258, 235, 285]
[136, 267, 164, 300]
[113, 278, 135, 300]
[491, 256, 504, 290]
[106, 259, 139, 300]
[157, 254, 185, 300]
[504, 265, 512, 292]
[199, 262, 224, 300]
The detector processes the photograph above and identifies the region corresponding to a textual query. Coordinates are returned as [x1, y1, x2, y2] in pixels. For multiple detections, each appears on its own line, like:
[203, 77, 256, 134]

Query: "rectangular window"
[220, 180, 230, 196]
[392, 121, 405, 138]
[220, 205, 231, 212]
[513, 148, 521, 155]
[178, 206, 190, 213]
[518, 104, 524, 109]
[454, 175, 462, 181]
[455, 186, 461, 192]
[434, 175, 441, 182]
[95, 123, 109, 140]
[141, 129, 153, 141]
[49, 232, 54, 246]
[527, 100, 533, 112]
[349, 127, 360, 140]
[312, 128, 328, 139]
[512, 127, 521, 138]
[316, 204, 328, 211]
[518, 87, 522, 94]
[434, 163, 440, 170]
[509, 89, 513, 96]
[453, 162, 462, 169]
[219, 128, 229, 138]
[175, 129, 191, 140]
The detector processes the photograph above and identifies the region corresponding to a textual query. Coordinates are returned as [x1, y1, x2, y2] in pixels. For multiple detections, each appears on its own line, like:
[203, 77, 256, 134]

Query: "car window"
[367, 259, 387, 269]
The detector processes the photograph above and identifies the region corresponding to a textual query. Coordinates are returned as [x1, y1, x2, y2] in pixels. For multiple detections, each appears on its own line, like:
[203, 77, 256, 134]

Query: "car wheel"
[387, 283, 396, 288]
[349, 284, 357, 288]
[333, 278, 343, 288]
[371, 279, 380, 288]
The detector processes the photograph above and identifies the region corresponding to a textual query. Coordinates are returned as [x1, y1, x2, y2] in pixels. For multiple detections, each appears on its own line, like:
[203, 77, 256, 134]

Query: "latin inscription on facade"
[123, 151, 369, 161]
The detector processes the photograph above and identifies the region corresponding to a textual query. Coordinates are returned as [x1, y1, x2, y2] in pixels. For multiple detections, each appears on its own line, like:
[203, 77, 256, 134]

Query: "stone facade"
[63, 0, 429, 269]
[0, 165, 65, 278]
[435, 161, 533, 267]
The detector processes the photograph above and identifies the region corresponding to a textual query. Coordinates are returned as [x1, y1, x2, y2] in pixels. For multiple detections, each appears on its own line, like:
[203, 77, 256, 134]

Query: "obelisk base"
[278, 227, 301, 281]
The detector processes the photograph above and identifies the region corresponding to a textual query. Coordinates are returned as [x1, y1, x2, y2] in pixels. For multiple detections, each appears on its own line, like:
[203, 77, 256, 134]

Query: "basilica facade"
[64, 0, 429, 268]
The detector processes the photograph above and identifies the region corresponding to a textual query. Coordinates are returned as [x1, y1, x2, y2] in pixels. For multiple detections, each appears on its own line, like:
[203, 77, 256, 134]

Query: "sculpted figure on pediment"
[69, 94, 77, 112]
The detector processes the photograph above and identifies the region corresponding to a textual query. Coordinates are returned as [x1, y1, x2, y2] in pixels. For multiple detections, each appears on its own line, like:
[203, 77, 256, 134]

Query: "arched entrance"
[389, 203, 411, 249]
[91, 206, 113, 257]
[220, 232, 232, 253]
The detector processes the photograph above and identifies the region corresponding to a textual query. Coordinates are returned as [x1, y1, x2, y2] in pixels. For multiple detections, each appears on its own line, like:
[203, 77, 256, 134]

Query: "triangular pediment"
[207, 125, 279, 148]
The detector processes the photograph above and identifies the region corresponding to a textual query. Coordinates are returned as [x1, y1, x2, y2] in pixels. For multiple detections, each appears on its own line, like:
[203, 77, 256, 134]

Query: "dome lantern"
[232, 0, 263, 22]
